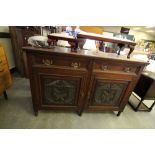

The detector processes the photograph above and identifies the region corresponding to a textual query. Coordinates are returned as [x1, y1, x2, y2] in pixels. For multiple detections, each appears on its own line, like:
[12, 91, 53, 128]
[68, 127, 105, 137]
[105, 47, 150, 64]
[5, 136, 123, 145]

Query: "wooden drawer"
[93, 60, 140, 74]
[31, 54, 89, 70]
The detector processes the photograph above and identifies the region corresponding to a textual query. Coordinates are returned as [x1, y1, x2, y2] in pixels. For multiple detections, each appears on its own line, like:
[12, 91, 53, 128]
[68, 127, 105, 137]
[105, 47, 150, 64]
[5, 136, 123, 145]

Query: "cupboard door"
[32, 67, 87, 113]
[87, 72, 132, 111]
[43, 78, 79, 106]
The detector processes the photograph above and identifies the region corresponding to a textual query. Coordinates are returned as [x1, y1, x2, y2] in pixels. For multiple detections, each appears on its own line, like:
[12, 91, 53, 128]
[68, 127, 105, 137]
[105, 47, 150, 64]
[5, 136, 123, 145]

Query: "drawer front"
[93, 60, 140, 74]
[31, 54, 89, 70]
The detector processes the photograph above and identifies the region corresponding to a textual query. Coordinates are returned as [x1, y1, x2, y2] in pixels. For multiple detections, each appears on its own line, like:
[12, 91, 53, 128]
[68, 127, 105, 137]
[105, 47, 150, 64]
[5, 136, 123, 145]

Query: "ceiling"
[102, 26, 155, 37]
[128, 26, 155, 36]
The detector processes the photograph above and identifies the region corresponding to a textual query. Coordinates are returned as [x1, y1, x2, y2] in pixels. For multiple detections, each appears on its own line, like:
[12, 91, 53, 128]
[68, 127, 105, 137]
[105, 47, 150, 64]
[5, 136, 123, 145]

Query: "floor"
[0, 75, 155, 129]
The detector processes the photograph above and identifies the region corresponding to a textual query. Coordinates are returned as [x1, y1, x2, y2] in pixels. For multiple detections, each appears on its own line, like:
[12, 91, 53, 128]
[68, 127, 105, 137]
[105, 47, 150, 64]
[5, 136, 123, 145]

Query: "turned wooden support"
[117, 44, 135, 59]
[127, 45, 135, 59]
[78, 39, 86, 50]
[68, 39, 79, 52]
[47, 38, 57, 47]
[117, 43, 125, 55]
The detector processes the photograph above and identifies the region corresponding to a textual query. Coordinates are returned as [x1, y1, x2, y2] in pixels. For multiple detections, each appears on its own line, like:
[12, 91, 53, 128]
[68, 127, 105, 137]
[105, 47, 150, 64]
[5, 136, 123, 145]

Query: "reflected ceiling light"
[132, 27, 141, 30]
[146, 30, 154, 33]
[145, 26, 155, 28]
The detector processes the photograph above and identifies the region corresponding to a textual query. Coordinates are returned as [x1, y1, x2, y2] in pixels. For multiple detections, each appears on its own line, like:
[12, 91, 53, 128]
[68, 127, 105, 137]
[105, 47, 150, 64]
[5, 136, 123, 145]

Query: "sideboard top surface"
[22, 46, 149, 65]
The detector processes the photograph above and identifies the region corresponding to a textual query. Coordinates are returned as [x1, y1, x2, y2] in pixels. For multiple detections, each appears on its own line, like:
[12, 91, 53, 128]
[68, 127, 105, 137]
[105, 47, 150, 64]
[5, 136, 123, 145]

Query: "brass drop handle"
[124, 67, 130, 72]
[42, 59, 53, 66]
[101, 65, 108, 71]
[71, 62, 80, 69]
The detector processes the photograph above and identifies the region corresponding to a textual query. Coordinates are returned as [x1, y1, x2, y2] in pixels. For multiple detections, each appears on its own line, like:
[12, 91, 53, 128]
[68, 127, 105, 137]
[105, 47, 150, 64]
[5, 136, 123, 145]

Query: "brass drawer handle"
[71, 62, 80, 69]
[42, 59, 53, 66]
[124, 67, 130, 72]
[101, 65, 108, 71]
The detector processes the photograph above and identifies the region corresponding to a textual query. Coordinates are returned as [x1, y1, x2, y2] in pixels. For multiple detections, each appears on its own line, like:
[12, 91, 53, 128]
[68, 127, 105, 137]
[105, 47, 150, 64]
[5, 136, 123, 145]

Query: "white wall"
[0, 26, 15, 69]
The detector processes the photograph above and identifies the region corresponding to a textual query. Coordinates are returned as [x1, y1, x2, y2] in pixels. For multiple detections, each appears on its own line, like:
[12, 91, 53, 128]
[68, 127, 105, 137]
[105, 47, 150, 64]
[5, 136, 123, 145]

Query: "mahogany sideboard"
[23, 46, 148, 116]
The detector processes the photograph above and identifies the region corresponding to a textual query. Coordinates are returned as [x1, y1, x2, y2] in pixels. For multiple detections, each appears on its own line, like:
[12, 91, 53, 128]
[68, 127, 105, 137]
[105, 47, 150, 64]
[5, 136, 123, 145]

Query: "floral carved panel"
[92, 80, 128, 105]
[43, 79, 78, 105]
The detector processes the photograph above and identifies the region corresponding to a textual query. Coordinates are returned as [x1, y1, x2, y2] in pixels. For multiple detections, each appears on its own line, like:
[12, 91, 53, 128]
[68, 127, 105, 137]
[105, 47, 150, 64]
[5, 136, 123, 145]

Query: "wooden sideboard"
[23, 46, 148, 116]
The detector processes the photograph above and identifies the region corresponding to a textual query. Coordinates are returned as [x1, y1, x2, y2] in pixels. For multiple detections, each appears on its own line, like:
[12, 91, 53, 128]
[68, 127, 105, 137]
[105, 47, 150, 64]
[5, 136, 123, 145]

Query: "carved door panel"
[87, 73, 131, 111]
[32, 67, 87, 112]
[43, 78, 78, 105]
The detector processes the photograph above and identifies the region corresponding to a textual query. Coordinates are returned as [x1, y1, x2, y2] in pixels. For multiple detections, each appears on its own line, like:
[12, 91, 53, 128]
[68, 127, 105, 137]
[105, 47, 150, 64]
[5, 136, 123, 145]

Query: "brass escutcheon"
[124, 67, 130, 72]
[42, 59, 53, 66]
[101, 65, 108, 71]
[71, 62, 80, 69]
